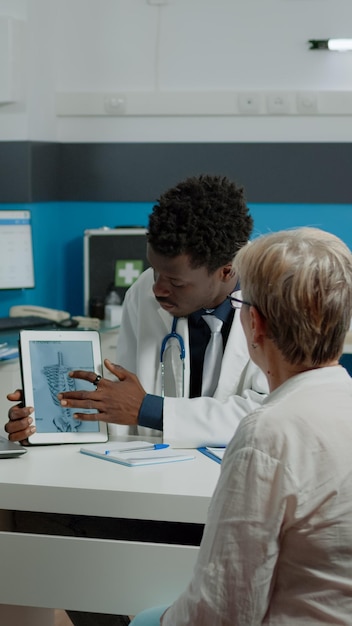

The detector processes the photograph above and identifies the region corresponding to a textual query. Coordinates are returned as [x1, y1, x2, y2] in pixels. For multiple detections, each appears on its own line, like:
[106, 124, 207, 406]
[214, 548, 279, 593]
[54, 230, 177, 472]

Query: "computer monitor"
[0, 210, 35, 289]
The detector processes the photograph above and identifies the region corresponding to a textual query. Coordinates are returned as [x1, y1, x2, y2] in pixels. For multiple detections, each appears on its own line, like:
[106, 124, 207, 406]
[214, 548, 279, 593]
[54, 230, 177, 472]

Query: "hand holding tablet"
[19, 330, 108, 445]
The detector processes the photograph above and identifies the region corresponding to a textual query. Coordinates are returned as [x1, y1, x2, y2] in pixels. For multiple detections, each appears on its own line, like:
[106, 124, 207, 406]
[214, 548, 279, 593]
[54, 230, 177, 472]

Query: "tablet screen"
[19, 330, 108, 444]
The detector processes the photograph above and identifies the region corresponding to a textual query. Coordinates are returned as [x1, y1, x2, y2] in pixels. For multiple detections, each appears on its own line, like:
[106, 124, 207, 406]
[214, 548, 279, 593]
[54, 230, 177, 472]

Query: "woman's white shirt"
[163, 366, 352, 625]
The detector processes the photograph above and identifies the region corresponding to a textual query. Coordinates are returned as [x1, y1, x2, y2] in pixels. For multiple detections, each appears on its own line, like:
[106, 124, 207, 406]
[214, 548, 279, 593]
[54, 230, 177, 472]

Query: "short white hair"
[233, 228, 352, 366]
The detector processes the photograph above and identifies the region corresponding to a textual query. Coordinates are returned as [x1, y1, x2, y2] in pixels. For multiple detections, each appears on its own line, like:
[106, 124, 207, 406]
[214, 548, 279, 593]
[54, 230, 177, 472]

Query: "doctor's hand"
[5, 389, 36, 444]
[57, 359, 147, 426]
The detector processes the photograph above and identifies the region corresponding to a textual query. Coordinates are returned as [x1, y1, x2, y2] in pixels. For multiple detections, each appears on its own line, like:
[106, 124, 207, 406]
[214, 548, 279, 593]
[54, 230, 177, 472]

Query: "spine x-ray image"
[30, 340, 100, 434]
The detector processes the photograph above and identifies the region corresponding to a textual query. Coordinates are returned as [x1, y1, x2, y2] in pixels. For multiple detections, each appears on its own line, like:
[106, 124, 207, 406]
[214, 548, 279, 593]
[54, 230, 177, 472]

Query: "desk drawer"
[0, 531, 198, 614]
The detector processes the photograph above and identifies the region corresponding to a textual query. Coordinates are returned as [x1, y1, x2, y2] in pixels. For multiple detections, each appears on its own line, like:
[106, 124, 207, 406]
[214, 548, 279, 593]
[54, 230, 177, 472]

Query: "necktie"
[201, 314, 224, 396]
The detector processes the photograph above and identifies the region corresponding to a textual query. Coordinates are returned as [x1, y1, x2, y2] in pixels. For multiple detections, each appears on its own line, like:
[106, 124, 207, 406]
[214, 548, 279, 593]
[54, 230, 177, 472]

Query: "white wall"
[0, 0, 352, 142]
[0, 0, 27, 139]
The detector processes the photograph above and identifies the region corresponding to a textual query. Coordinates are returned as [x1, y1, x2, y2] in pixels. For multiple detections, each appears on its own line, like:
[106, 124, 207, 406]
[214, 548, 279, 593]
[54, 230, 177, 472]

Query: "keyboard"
[0, 315, 58, 331]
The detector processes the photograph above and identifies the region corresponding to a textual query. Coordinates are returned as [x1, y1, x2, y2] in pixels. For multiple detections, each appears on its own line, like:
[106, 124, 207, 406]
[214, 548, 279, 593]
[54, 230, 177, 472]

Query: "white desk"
[0, 444, 220, 619]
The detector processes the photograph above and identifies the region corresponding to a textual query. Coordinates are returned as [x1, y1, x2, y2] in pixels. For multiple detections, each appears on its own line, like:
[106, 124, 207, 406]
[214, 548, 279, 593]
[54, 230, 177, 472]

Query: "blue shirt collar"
[191, 296, 233, 325]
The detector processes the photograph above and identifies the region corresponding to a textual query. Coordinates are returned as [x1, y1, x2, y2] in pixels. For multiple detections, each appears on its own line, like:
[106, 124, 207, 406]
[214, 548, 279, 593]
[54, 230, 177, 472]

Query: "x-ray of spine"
[42, 351, 82, 432]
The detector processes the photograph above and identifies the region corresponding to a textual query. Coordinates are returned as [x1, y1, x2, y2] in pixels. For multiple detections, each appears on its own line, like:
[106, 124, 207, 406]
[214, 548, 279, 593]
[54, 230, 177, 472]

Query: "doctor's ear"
[219, 264, 235, 282]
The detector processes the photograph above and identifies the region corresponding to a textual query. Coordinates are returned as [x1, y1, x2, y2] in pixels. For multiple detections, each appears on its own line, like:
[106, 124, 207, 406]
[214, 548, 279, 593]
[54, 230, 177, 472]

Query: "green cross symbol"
[115, 260, 144, 287]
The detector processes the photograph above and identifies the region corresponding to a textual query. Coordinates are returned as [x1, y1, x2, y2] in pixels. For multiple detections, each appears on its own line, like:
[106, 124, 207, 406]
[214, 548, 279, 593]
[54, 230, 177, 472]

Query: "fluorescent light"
[309, 39, 352, 51]
[327, 39, 352, 51]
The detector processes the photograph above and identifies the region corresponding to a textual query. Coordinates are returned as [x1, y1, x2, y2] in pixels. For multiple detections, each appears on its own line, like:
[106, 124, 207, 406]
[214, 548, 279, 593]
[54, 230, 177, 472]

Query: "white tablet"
[19, 329, 108, 445]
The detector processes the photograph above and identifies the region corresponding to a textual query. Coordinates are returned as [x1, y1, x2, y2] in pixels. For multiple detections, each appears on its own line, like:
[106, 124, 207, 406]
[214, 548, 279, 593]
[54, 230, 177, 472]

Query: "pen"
[104, 443, 169, 455]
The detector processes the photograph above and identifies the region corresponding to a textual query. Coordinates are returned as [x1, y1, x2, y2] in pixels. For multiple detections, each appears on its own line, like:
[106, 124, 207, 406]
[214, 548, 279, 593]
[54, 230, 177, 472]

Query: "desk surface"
[0, 443, 220, 524]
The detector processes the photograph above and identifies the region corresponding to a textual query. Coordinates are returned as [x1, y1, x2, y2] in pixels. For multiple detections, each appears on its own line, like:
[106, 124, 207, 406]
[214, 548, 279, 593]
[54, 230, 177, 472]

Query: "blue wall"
[0, 201, 351, 318]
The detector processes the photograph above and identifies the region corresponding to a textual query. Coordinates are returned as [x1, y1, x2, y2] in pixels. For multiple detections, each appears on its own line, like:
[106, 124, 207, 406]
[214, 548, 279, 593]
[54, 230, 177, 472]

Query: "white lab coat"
[108, 268, 268, 448]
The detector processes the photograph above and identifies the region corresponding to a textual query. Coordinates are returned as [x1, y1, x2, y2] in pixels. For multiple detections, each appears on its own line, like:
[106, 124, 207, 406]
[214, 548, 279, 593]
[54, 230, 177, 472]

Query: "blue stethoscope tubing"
[160, 317, 185, 397]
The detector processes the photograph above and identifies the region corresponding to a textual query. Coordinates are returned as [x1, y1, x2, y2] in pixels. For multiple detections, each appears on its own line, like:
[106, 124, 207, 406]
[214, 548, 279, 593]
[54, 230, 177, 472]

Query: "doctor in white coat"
[7, 174, 267, 451]
[111, 265, 266, 447]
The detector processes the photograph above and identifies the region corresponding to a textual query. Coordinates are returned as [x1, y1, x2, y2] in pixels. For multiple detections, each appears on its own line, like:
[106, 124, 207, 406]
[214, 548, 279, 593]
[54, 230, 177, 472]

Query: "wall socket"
[104, 95, 126, 115]
[238, 93, 261, 114]
[297, 92, 318, 114]
[266, 93, 291, 115]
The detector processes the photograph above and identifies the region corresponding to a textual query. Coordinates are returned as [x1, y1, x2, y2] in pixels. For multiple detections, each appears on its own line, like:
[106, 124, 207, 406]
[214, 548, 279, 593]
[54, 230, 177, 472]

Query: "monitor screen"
[0, 210, 35, 289]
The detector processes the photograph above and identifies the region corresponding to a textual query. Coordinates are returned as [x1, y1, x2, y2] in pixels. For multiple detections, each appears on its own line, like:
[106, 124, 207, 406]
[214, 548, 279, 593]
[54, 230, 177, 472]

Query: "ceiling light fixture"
[309, 39, 352, 51]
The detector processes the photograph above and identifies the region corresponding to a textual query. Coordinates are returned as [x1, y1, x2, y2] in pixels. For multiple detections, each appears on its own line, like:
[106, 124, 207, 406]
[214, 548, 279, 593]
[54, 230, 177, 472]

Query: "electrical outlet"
[238, 93, 261, 114]
[297, 92, 318, 115]
[104, 94, 126, 115]
[266, 93, 290, 115]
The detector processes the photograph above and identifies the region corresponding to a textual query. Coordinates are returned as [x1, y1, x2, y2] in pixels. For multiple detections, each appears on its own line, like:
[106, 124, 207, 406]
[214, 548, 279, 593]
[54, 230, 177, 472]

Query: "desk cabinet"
[0, 445, 219, 622]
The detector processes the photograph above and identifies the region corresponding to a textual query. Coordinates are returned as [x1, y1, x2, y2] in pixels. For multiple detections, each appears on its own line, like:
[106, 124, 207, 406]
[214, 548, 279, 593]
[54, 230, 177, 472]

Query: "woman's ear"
[250, 306, 266, 344]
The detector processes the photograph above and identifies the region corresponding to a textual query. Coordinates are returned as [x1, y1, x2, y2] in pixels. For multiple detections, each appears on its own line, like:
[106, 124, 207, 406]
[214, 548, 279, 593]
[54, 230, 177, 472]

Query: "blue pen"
[104, 443, 169, 455]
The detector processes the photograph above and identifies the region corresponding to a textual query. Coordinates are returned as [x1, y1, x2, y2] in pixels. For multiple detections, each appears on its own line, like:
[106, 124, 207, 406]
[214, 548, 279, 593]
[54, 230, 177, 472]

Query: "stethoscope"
[160, 317, 185, 397]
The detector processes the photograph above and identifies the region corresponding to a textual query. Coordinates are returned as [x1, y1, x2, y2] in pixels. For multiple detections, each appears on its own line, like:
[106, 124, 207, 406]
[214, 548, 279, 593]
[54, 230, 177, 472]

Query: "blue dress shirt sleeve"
[138, 394, 163, 431]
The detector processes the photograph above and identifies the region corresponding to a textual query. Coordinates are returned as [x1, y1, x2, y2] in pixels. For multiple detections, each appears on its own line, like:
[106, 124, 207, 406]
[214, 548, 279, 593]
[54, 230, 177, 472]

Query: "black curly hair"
[147, 174, 253, 273]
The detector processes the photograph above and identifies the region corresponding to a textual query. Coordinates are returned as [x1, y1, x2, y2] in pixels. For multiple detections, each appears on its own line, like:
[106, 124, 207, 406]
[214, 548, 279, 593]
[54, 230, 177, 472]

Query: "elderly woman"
[131, 227, 352, 626]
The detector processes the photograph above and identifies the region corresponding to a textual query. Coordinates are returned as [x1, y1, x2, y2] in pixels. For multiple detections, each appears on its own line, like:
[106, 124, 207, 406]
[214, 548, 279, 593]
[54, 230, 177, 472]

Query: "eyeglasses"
[227, 291, 252, 310]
